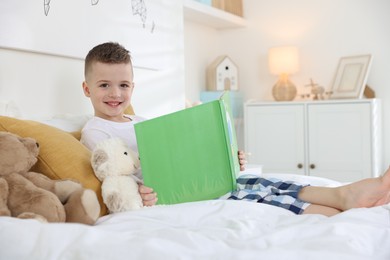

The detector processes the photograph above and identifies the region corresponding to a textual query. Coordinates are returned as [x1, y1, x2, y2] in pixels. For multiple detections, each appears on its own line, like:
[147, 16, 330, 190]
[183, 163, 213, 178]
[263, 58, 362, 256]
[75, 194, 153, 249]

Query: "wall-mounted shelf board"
[183, 0, 247, 29]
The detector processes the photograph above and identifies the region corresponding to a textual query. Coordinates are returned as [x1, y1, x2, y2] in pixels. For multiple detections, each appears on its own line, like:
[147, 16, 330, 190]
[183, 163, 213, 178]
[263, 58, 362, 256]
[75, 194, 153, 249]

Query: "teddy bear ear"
[91, 149, 108, 171]
[91, 149, 110, 181]
[134, 157, 141, 169]
[19, 136, 39, 154]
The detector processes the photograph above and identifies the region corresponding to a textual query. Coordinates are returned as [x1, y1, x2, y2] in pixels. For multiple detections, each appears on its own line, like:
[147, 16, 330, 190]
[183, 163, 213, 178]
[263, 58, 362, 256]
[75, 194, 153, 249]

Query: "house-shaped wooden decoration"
[206, 55, 238, 91]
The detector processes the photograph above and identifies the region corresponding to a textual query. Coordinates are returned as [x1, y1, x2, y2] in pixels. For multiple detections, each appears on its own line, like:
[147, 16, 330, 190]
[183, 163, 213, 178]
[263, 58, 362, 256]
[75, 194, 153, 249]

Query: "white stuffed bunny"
[91, 138, 143, 213]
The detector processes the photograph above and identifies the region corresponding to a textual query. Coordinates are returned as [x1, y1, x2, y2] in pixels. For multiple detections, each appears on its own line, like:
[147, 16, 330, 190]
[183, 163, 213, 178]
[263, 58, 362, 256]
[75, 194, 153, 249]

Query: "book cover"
[134, 92, 239, 205]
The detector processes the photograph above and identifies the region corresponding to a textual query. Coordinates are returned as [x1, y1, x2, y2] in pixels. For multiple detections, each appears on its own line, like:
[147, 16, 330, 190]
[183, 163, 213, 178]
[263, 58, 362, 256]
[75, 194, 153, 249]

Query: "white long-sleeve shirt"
[80, 115, 145, 152]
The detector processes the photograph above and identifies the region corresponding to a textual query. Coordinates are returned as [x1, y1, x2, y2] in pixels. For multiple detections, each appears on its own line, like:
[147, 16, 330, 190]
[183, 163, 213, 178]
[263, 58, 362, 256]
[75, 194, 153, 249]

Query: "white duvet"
[1, 174, 390, 260]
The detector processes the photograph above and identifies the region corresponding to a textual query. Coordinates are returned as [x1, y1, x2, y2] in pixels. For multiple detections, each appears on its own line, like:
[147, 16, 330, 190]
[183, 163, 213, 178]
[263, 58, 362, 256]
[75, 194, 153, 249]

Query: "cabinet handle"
[297, 163, 303, 169]
[310, 164, 316, 169]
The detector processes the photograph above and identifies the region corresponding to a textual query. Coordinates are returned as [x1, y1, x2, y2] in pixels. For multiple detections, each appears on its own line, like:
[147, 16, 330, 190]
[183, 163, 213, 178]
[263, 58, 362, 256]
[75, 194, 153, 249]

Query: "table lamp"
[268, 46, 299, 101]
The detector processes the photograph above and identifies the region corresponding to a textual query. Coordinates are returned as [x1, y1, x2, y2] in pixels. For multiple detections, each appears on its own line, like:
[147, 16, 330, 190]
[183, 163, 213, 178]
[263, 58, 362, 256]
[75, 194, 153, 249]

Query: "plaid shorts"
[219, 175, 311, 214]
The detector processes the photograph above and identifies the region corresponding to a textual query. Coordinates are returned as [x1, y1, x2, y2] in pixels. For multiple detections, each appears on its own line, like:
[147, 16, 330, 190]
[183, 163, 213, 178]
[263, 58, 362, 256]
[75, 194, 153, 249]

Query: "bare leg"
[303, 204, 341, 216]
[300, 167, 390, 215]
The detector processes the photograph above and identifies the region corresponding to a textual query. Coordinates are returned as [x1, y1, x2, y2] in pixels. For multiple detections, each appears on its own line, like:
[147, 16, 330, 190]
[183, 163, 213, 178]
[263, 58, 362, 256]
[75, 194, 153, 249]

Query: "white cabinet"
[244, 100, 382, 182]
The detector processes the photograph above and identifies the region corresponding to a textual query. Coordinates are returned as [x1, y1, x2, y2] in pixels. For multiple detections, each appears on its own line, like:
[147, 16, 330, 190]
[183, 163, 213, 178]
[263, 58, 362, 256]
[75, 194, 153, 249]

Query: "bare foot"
[341, 167, 390, 210]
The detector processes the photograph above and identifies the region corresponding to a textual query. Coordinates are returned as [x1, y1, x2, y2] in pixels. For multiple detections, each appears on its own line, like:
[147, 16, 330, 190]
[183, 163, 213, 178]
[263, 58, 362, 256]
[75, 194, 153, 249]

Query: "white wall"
[0, 49, 88, 119]
[0, 1, 185, 120]
[184, 21, 220, 103]
[184, 0, 390, 171]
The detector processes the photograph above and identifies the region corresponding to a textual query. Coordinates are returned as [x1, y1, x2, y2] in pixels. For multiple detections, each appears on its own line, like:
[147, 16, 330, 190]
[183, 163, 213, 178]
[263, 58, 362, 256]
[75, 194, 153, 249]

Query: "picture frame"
[330, 54, 372, 99]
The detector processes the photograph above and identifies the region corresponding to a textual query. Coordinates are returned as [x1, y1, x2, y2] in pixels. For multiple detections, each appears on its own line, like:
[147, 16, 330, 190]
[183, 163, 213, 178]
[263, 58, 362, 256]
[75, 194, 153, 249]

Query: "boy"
[81, 42, 390, 216]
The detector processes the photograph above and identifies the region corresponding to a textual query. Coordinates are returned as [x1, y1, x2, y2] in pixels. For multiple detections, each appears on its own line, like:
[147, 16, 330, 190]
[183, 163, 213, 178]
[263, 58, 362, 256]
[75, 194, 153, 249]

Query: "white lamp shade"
[268, 46, 299, 75]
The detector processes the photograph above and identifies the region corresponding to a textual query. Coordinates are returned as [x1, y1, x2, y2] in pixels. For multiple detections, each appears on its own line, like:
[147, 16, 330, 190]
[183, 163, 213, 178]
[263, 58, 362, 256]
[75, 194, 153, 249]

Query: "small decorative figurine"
[206, 56, 239, 91]
[305, 78, 325, 100]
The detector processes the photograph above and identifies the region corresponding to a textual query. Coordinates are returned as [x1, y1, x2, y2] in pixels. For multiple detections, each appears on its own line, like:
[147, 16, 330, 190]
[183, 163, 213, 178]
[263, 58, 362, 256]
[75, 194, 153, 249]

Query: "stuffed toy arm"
[101, 176, 143, 213]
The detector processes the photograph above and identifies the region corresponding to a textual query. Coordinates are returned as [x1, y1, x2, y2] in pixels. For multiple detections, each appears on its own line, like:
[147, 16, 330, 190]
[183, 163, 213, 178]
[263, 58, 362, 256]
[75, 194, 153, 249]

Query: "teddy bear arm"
[22, 172, 82, 203]
[127, 180, 143, 210]
[0, 178, 11, 216]
[54, 180, 83, 203]
[21, 171, 56, 192]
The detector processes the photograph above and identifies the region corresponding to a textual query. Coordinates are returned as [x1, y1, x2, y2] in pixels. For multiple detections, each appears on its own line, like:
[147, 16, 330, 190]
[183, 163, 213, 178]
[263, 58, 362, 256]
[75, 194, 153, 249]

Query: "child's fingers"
[139, 184, 153, 194]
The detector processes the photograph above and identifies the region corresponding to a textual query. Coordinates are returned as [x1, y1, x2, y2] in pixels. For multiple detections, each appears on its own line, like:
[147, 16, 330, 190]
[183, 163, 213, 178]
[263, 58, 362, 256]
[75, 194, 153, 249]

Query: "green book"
[134, 92, 240, 205]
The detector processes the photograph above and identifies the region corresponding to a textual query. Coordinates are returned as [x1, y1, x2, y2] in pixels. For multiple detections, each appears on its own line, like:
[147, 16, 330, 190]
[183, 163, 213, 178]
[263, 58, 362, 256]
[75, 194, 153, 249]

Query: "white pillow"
[37, 114, 93, 132]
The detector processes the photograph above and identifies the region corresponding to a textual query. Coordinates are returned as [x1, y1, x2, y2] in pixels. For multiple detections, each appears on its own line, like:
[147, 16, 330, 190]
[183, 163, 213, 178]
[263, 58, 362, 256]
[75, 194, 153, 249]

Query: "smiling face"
[82, 61, 134, 122]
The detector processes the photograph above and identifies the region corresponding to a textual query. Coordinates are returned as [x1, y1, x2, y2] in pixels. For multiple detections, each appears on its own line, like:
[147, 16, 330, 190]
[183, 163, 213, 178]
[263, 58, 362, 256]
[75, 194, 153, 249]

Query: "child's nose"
[108, 86, 121, 98]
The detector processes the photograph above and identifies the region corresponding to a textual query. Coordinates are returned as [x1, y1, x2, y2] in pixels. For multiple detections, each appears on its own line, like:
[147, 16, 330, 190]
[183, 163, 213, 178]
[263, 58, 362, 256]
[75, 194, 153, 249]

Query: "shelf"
[183, 0, 247, 29]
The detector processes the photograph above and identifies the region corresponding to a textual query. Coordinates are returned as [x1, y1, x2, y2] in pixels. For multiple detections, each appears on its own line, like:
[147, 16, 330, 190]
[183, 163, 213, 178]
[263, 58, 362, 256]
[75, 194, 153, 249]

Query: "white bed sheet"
[1, 174, 389, 260]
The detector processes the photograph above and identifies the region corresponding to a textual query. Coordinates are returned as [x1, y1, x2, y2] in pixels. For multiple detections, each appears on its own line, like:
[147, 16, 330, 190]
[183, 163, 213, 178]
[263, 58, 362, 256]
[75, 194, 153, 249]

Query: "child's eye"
[99, 83, 109, 88]
[120, 84, 130, 88]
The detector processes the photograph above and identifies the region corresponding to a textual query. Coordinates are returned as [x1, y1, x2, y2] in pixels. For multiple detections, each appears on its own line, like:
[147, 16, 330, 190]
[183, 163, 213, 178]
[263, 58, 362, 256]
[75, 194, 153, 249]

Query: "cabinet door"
[245, 104, 305, 175]
[307, 103, 372, 182]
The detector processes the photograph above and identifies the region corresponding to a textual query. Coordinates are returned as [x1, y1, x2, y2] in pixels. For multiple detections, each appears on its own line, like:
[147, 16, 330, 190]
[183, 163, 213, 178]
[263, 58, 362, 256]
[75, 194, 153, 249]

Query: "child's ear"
[82, 81, 91, 97]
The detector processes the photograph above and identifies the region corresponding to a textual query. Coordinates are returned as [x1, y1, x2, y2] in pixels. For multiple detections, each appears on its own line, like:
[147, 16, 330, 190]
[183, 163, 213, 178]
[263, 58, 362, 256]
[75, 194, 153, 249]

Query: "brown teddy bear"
[0, 132, 100, 225]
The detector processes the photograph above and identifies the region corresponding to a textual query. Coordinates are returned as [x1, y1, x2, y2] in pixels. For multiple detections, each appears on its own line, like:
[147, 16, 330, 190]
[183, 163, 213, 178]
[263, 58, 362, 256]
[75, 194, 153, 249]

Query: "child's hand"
[138, 184, 158, 206]
[238, 150, 247, 171]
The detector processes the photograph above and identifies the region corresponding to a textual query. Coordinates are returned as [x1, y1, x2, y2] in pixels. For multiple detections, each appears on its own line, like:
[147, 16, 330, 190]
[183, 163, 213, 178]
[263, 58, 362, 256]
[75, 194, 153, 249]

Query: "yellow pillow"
[124, 104, 135, 115]
[0, 116, 107, 216]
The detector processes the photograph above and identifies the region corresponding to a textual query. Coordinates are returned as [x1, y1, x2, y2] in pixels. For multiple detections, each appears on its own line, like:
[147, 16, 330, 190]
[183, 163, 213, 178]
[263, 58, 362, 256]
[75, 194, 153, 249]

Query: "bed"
[0, 115, 390, 260]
